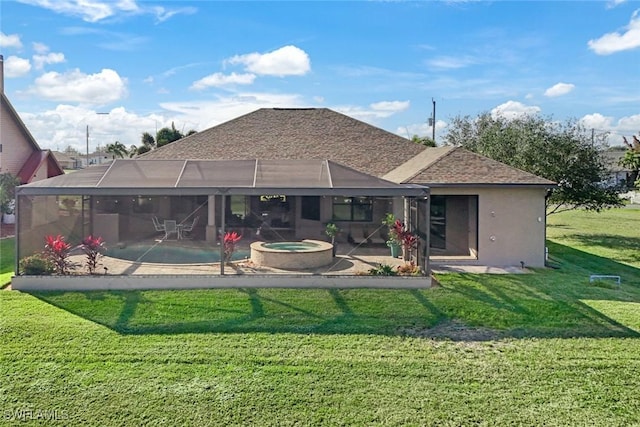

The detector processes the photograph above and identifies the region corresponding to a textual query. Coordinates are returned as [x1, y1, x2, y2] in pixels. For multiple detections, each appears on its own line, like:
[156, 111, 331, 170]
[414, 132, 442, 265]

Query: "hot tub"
[250, 239, 334, 269]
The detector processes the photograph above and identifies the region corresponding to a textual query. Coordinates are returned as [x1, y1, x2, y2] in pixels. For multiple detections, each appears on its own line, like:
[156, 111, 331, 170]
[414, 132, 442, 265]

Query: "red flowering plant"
[81, 235, 106, 274]
[223, 231, 242, 263]
[387, 216, 418, 260]
[43, 234, 74, 275]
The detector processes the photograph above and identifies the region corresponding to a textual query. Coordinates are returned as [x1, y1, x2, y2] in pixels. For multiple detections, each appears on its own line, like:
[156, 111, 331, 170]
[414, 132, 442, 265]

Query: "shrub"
[368, 263, 397, 276]
[223, 231, 242, 263]
[81, 235, 105, 274]
[44, 234, 74, 275]
[19, 254, 54, 275]
[397, 262, 422, 276]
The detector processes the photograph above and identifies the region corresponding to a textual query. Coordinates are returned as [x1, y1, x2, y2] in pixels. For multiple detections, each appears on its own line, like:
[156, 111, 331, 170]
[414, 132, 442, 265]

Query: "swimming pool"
[106, 243, 250, 264]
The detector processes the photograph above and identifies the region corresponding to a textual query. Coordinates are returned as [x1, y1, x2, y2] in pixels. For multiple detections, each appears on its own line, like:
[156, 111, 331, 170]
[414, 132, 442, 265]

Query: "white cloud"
[607, 0, 627, 9]
[491, 101, 541, 119]
[33, 52, 66, 70]
[19, 0, 113, 22]
[32, 42, 49, 54]
[0, 32, 22, 48]
[397, 120, 446, 140]
[227, 45, 311, 77]
[20, 105, 170, 152]
[333, 103, 410, 123]
[580, 113, 613, 130]
[4, 56, 32, 77]
[29, 68, 127, 104]
[544, 82, 575, 97]
[427, 55, 477, 70]
[588, 10, 640, 55]
[370, 100, 410, 113]
[580, 112, 640, 146]
[150, 5, 197, 23]
[159, 92, 306, 130]
[190, 72, 256, 90]
[616, 114, 640, 132]
[17, 0, 195, 23]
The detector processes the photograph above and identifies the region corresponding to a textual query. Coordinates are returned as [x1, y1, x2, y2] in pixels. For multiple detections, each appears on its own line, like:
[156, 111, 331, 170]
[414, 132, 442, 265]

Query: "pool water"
[106, 244, 250, 264]
[262, 241, 321, 251]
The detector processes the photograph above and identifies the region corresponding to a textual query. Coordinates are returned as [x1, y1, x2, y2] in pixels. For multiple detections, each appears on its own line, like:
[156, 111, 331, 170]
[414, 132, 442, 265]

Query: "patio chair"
[180, 216, 199, 239]
[152, 216, 165, 232]
[164, 220, 179, 240]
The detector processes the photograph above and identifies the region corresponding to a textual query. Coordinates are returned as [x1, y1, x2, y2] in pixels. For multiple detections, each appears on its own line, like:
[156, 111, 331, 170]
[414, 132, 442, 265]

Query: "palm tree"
[105, 141, 128, 159]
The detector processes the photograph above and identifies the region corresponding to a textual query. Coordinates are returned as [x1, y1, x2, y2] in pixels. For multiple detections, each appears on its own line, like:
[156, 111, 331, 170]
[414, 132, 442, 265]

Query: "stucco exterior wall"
[431, 187, 547, 267]
[0, 101, 34, 176]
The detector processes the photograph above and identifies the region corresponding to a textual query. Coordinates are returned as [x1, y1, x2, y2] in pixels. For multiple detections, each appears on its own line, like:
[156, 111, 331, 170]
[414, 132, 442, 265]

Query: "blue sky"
[1, 0, 639, 153]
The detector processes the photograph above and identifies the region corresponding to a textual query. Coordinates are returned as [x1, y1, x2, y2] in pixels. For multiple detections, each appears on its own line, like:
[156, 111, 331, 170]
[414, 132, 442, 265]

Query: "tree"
[0, 173, 20, 215]
[141, 132, 156, 150]
[443, 113, 623, 215]
[156, 122, 183, 148]
[411, 135, 436, 147]
[619, 134, 640, 188]
[105, 141, 128, 159]
[63, 145, 81, 156]
[128, 145, 138, 158]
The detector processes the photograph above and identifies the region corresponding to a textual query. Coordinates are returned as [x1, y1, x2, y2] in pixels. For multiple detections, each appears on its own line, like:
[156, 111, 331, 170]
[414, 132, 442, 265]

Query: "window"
[332, 197, 373, 222]
[301, 196, 320, 221]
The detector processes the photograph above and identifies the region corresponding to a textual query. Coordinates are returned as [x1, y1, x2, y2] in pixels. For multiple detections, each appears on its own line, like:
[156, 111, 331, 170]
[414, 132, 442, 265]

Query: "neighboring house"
[0, 55, 63, 184]
[601, 150, 633, 189]
[83, 150, 112, 168]
[51, 151, 80, 170]
[141, 108, 554, 267]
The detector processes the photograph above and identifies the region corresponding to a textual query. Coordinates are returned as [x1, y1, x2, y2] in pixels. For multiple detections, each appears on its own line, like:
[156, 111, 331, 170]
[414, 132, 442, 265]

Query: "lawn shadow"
[565, 234, 640, 264]
[29, 242, 640, 340]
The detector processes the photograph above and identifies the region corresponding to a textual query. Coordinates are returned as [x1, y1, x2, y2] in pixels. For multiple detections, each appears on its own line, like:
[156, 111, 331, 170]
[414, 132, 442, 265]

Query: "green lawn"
[0, 237, 14, 287]
[1, 209, 640, 425]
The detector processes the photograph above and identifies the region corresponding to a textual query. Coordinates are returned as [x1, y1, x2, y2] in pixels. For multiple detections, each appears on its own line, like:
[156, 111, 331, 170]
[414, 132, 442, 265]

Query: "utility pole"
[427, 98, 436, 144]
[86, 125, 89, 168]
[85, 112, 110, 168]
[431, 98, 436, 143]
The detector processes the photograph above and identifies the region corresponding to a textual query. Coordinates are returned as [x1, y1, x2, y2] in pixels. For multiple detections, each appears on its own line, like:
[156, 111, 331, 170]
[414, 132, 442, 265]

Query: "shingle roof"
[384, 146, 555, 187]
[140, 108, 426, 177]
[17, 150, 64, 184]
[601, 150, 629, 173]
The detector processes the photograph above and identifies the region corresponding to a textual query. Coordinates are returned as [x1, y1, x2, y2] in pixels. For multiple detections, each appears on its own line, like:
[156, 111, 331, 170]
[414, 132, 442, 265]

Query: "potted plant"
[0, 173, 19, 224]
[382, 213, 418, 260]
[325, 222, 340, 257]
[382, 213, 402, 258]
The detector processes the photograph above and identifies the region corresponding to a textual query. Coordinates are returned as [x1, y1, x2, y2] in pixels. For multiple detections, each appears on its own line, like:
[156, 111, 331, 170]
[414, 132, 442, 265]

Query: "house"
[0, 55, 64, 184]
[141, 108, 554, 268]
[13, 107, 555, 291]
[601, 150, 634, 189]
[51, 151, 80, 170]
[383, 146, 553, 267]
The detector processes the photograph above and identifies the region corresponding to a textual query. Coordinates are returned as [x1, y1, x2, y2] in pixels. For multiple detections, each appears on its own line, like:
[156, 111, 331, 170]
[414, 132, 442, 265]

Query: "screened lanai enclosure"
[13, 159, 430, 290]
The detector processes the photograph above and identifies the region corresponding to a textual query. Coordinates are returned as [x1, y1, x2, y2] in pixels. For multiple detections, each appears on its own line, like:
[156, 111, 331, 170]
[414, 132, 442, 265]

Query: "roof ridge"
[403, 146, 457, 182]
[459, 148, 555, 181]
